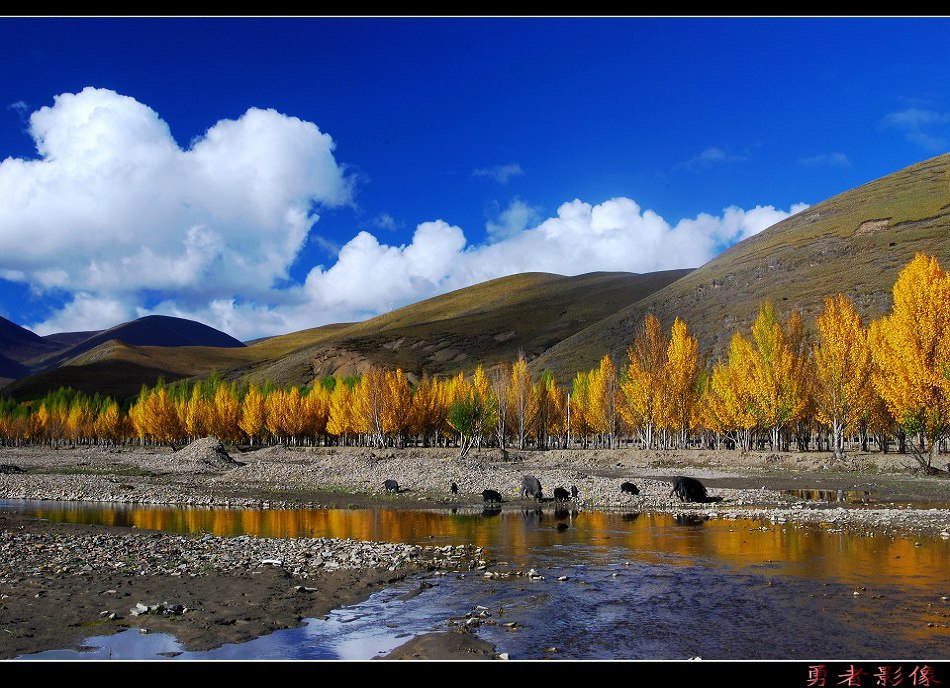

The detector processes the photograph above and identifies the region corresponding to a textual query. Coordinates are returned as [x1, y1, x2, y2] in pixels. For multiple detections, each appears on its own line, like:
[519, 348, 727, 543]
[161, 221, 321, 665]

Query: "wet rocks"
[0, 527, 484, 586]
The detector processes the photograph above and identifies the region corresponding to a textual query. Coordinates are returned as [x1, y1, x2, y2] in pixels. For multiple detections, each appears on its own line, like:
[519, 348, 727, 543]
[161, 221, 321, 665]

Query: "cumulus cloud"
[472, 162, 524, 184]
[485, 198, 542, 241]
[799, 152, 851, 168]
[677, 146, 749, 172]
[0, 87, 351, 334]
[369, 212, 402, 231]
[882, 107, 950, 152]
[2, 88, 806, 342]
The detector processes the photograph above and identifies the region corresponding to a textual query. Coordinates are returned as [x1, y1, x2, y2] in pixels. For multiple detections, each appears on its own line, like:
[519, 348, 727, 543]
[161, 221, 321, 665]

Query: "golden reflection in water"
[29, 504, 950, 594]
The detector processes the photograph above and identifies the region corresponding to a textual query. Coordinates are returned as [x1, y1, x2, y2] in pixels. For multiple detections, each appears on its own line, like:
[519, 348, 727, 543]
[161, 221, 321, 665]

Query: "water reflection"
[6, 497, 950, 660]
[784, 489, 875, 504]
[2, 499, 949, 592]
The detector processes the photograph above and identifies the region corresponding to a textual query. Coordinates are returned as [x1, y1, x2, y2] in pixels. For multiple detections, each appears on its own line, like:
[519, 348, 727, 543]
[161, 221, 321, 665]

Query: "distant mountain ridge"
[0, 270, 687, 399]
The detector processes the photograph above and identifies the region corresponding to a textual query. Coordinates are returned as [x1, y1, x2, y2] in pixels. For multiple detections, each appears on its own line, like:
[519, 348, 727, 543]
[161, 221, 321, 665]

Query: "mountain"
[533, 152, 950, 379]
[0, 315, 61, 364]
[230, 270, 692, 387]
[1, 270, 687, 399]
[42, 330, 102, 347]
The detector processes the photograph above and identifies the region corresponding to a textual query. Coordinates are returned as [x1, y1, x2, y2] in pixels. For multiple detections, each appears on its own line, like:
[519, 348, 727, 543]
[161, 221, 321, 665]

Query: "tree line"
[1, 253, 947, 470]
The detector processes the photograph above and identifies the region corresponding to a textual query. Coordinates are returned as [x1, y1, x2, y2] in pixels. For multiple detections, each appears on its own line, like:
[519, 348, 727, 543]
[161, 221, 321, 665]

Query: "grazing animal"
[521, 474, 543, 501]
[482, 489, 503, 504]
[450, 482, 459, 494]
[570, 485, 578, 499]
[669, 476, 708, 503]
[383, 479, 400, 493]
[620, 481, 640, 495]
[553, 486, 570, 502]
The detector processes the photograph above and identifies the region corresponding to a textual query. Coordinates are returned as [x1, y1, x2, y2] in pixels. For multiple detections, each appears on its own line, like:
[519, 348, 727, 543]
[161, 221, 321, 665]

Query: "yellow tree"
[239, 384, 267, 445]
[471, 365, 498, 447]
[507, 354, 533, 449]
[489, 362, 511, 449]
[542, 373, 567, 447]
[704, 332, 759, 451]
[664, 318, 701, 448]
[353, 367, 387, 446]
[184, 385, 211, 440]
[327, 379, 355, 444]
[409, 375, 446, 447]
[302, 384, 330, 445]
[869, 253, 950, 469]
[128, 385, 150, 444]
[283, 387, 308, 445]
[588, 355, 620, 448]
[747, 302, 807, 451]
[381, 369, 413, 446]
[265, 388, 291, 443]
[142, 383, 184, 448]
[569, 371, 594, 448]
[93, 400, 126, 445]
[786, 310, 817, 451]
[65, 400, 95, 443]
[210, 383, 242, 443]
[621, 314, 668, 448]
[813, 294, 874, 461]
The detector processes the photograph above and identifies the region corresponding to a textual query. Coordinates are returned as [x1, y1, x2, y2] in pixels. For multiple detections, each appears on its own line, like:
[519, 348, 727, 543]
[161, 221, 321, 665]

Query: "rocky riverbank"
[2, 439, 950, 659]
[0, 512, 483, 660]
[1, 440, 949, 535]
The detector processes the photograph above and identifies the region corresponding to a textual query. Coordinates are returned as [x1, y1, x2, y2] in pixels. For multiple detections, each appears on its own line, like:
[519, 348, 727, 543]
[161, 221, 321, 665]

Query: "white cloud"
[472, 162, 524, 184]
[369, 212, 402, 231]
[799, 152, 851, 168]
[486, 198, 542, 241]
[2, 88, 807, 343]
[882, 107, 950, 152]
[67, 197, 806, 341]
[0, 87, 351, 335]
[677, 146, 749, 172]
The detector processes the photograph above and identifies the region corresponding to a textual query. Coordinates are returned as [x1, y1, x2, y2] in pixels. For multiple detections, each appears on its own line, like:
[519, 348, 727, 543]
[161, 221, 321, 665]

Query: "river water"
[5, 500, 949, 660]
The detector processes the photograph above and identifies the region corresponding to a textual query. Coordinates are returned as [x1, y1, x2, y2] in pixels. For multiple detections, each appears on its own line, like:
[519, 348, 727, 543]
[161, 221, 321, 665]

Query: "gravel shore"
[2, 439, 949, 659]
[1, 440, 949, 536]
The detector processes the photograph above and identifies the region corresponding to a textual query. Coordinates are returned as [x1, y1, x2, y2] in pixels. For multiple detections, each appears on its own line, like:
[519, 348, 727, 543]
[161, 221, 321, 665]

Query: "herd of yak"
[382, 474, 716, 504]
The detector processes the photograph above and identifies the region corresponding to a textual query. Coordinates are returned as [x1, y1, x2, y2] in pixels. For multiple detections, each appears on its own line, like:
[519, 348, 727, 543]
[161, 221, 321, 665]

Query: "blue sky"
[1, 16, 949, 340]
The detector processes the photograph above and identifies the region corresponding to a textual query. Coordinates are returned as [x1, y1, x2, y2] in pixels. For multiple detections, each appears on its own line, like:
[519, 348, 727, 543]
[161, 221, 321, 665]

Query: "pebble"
[0, 529, 483, 585]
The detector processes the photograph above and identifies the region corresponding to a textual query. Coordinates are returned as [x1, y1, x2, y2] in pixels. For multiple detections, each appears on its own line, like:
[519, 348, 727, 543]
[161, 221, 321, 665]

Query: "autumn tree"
[703, 332, 759, 451]
[588, 355, 620, 448]
[747, 302, 808, 451]
[353, 367, 388, 446]
[569, 371, 594, 448]
[327, 379, 356, 444]
[869, 253, 950, 470]
[239, 384, 267, 445]
[490, 362, 511, 449]
[381, 369, 412, 446]
[621, 314, 668, 448]
[507, 354, 533, 449]
[663, 318, 701, 448]
[813, 294, 874, 461]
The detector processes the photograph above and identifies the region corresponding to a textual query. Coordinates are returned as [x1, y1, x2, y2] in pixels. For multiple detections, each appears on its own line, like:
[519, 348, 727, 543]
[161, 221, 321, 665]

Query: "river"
[4, 500, 948, 660]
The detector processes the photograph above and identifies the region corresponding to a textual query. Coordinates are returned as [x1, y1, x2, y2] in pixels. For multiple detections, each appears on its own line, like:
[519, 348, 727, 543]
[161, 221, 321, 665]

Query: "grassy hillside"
[534, 152, 950, 380]
[229, 270, 691, 387]
[2, 271, 687, 399]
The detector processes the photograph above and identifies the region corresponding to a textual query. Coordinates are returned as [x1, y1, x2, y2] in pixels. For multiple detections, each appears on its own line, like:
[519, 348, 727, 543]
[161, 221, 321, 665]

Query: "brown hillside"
[534, 152, 950, 379]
